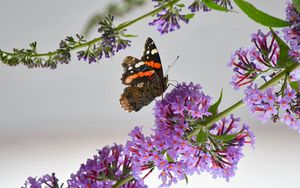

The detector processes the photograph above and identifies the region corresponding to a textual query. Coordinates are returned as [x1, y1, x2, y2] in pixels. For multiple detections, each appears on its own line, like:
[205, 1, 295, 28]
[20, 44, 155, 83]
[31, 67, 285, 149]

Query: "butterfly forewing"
[141, 38, 164, 80]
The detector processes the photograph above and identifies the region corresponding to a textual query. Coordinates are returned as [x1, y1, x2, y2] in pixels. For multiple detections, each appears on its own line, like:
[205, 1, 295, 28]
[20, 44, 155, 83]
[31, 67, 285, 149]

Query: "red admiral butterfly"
[120, 37, 168, 112]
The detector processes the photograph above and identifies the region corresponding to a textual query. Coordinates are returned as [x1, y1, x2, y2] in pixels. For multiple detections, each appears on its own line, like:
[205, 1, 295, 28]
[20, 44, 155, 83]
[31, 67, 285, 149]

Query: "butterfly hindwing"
[120, 82, 162, 112]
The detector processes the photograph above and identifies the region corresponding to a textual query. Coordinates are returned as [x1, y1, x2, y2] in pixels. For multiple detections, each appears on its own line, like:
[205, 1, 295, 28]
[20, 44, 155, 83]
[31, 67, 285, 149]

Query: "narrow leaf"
[270, 28, 291, 68]
[208, 89, 223, 116]
[196, 128, 208, 144]
[166, 153, 175, 162]
[203, 0, 229, 12]
[210, 133, 238, 142]
[184, 13, 195, 20]
[289, 80, 300, 91]
[176, 3, 185, 8]
[122, 34, 138, 38]
[234, 0, 290, 27]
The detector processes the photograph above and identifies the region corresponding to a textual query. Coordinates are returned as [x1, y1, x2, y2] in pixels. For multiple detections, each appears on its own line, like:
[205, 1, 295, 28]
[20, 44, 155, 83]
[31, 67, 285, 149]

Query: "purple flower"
[21, 173, 60, 188]
[149, 6, 189, 34]
[68, 144, 146, 188]
[216, 0, 233, 9]
[244, 84, 300, 132]
[290, 68, 300, 81]
[228, 30, 287, 90]
[281, 113, 300, 132]
[77, 15, 131, 63]
[283, 1, 300, 52]
[188, 0, 233, 13]
[188, 0, 211, 12]
[126, 83, 254, 187]
[228, 27, 300, 90]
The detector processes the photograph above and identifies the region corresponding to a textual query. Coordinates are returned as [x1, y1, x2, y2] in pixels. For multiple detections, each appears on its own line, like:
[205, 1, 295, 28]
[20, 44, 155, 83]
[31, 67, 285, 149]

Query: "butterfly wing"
[121, 56, 156, 86]
[120, 38, 167, 112]
[140, 37, 164, 83]
[120, 81, 166, 112]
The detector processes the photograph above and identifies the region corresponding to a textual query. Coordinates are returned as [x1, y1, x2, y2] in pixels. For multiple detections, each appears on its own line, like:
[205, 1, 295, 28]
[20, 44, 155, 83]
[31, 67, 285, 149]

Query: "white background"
[0, 0, 300, 187]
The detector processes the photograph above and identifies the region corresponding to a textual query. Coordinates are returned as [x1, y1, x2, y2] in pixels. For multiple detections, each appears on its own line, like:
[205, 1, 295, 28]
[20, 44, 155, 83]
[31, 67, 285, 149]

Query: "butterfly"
[120, 37, 168, 112]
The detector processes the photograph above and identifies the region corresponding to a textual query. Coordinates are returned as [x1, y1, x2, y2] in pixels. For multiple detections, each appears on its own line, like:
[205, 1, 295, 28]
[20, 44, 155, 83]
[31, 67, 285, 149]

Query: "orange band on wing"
[144, 61, 161, 69]
[125, 70, 155, 84]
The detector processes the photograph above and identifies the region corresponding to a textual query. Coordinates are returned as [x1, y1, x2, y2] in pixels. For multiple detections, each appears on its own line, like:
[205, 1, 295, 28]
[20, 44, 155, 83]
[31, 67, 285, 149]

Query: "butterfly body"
[120, 38, 167, 112]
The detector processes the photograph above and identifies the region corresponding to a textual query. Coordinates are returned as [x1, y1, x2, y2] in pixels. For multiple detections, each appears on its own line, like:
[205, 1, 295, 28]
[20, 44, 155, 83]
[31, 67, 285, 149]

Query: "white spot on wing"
[134, 61, 144, 68]
[137, 82, 144, 88]
[146, 50, 150, 55]
[128, 66, 133, 70]
[151, 49, 158, 55]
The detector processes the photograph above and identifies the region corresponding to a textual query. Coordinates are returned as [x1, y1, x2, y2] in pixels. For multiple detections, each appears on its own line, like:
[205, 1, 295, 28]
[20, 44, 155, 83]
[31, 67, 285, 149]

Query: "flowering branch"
[0, 0, 289, 69]
[0, 0, 180, 69]
[189, 62, 300, 139]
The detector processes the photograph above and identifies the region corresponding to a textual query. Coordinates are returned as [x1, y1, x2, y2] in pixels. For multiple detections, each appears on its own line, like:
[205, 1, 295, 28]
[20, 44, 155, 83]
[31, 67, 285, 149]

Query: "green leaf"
[122, 34, 138, 38]
[208, 89, 223, 116]
[289, 80, 300, 91]
[196, 128, 208, 144]
[293, 0, 300, 14]
[203, 0, 230, 12]
[210, 133, 238, 142]
[184, 13, 195, 20]
[176, 3, 185, 8]
[270, 28, 291, 68]
[234, 0, 290, 27]
[166, 153, 175, 162]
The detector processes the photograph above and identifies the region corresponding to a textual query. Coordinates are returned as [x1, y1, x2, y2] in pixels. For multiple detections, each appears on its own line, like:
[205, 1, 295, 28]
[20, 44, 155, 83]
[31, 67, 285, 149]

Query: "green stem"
[189, 63, 300, 137]
[112, 175, 134, 188]
[0, 0, 180, 59]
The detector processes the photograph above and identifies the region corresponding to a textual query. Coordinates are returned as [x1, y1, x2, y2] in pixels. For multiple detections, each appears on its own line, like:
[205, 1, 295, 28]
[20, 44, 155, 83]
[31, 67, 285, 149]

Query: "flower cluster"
[150, 0, 235, 34]
[228, 30, 281, 90]
[229, 3, 300, 91]
[283, 1, 300, 52]
[229, 26, 300, 91]
[244, 80, 300, 132]
[149, 0, 197, 34]
[21, 173, 60, 188]
[216, 0, 233, 9]
[77, 15, 131, 63]
[149, 6, 189, 34]
[126, 83, 254, 187]
[188, 0, 211, 12]
[228, 2, 300, 132]
[188, 0, 233, 13]
[67, 144, 146, 188]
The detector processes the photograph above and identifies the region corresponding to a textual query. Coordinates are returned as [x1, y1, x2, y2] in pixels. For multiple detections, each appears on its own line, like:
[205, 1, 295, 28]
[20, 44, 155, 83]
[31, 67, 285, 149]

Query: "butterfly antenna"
[165, 56, 179, 76]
